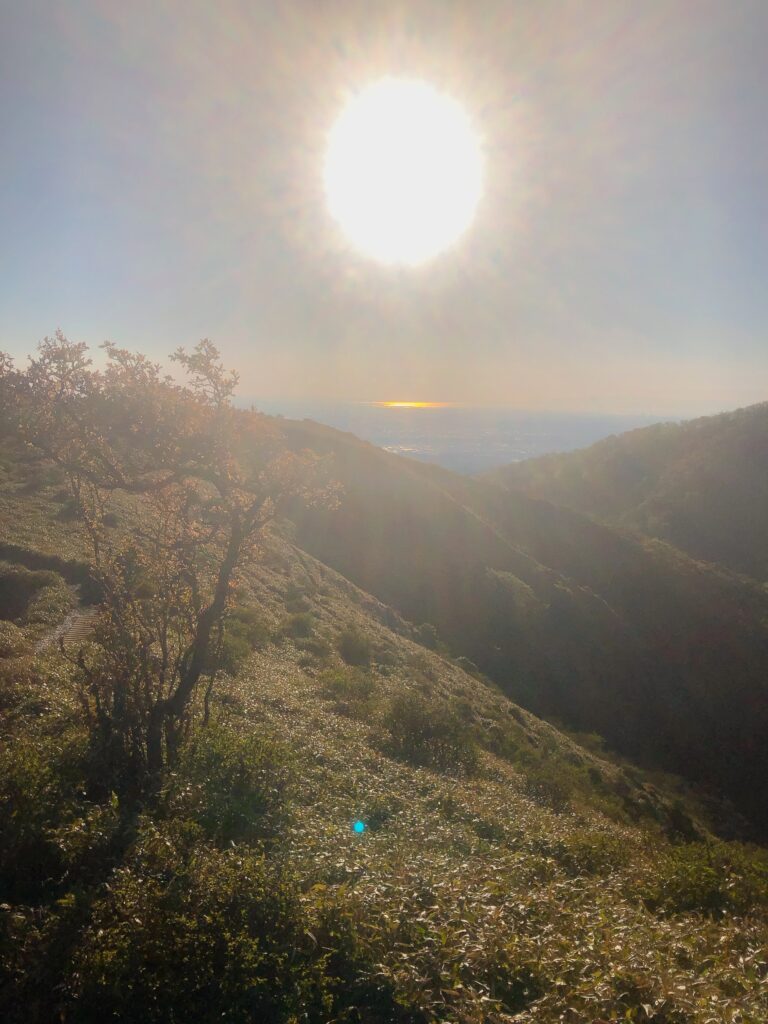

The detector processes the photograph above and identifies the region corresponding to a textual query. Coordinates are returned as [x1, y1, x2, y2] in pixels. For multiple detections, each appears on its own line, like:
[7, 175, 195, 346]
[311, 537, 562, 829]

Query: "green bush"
[295, 636, 332, 667]
[25, 579, 75, 626]
[364, 794, 404, 831]
[337, 625, 371, 666]
[0, 729, 88, 901]
[285, 581, 312, 614]
[321, 666, 375, 702]
[0, 655, 44, 717]
[639, 840, 768, 917]
[213, 605, 270, 674]
[305, 886, 432, 1022]
[414, 622, 439, 650]
[56, 497, 82, 522]
[532, 828, 630, 877]
[320, 667, 376, 720]
[0, 621, 29, 658]
[454, 655, 480, 675]
[518, 752, 579, 813]
[283, 612, 313, 639]
[69, 829, 325, 1024]
[50, 796, 126, 884]
[382, 693, 478, 774]
[17, 463, 65, 494]
[0, 564, 65, 622]
[167, 724, 292, 846]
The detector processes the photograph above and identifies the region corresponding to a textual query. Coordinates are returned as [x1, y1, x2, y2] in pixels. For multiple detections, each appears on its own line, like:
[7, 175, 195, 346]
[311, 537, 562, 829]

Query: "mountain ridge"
[484, 400, 768, 581]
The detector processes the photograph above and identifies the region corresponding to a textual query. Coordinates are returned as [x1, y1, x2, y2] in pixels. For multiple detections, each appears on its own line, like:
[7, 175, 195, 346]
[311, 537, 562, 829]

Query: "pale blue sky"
[1, 0, 767, 413]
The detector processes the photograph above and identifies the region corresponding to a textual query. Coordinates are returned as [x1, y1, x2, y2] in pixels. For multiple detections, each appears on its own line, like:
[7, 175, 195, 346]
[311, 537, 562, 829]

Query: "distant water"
[249, 400, 664, 475]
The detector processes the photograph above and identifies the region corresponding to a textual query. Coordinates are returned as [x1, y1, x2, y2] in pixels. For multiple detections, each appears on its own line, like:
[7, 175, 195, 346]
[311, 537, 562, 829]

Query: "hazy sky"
[2, 0, 767, 413]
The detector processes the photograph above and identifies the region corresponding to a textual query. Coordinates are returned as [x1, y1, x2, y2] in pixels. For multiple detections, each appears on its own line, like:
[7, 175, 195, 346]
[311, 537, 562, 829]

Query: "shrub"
[337, 625, 371, 666]
[0, 621, 29, 658]
[283, 612, 313, 639]
[531, 829, 630, 877]
[483, 949, 543, 1015]
[364, 794, 404, 831]
[519, 755, 578, 812]
[56, 497, 82, 522]
[0, 655, 45, 717]
[0, 729, 88, 901]
[321, 667, 375, 702]
[639, 840, 768, 917]
[167, 724, 292, 846]
[454, 655, 480, 676]
[305, 891, 423, 1022]
[285, 581, 313, 613]
[0, 564, 64, 622]
[213, 605, 270, 674]
[382, 693, 478, 774]
[372, 642, 398, 668]
[320, 667, 376, 719]
[414, 622, 439, 650]
[51, 796, 126, 884]
[25, 578, 75, 626]
[69, 830, 323, 1024]
[295, 635, 332, 663]
[17, 463, 65, 493]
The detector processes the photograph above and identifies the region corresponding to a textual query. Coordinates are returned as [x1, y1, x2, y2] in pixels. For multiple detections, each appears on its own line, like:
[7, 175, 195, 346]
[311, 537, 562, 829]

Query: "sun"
[324, 78, 483, 266]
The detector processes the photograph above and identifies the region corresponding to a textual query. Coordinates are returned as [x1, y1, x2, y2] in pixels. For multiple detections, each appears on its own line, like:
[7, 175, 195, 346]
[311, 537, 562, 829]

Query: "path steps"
[35, 607, 99, 653]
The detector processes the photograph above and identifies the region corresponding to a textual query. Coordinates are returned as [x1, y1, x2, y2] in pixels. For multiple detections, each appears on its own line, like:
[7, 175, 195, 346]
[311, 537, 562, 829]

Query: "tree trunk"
[167, 517, 243, 721]
[146, 703, 165, 777]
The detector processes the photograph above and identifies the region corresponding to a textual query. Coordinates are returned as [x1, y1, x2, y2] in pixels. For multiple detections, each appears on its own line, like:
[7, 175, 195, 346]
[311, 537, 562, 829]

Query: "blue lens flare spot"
[353, 819, 366, 834]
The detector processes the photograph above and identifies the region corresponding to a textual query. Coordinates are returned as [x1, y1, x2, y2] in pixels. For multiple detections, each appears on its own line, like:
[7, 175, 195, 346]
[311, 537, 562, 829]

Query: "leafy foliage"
[0, 621, 28, 658]
[638, 840, 768, 917]
[69, 830, 321, 1024]
[382, 692, 479, 774]
[210, 604, 270, 675]
[337, 623, 372, 666]
[283, 611, 314, 638]
[166, 723, 292, 846]
[0, 728, 89, 901]
[0, 563, 70, 623]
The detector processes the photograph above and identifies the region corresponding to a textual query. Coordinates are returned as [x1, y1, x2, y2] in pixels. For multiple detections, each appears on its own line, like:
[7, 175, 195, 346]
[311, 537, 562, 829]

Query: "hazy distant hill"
[278, 417, 768, 833]
[485, 402, 768, 581]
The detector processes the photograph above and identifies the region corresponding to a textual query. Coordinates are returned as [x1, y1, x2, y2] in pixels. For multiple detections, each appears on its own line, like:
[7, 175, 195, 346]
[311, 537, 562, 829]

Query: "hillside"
[2, 446, 768, 1021]
[270, 417, 768, 835]
[4, 416, 768, 835]
[485, 402, 768, 582]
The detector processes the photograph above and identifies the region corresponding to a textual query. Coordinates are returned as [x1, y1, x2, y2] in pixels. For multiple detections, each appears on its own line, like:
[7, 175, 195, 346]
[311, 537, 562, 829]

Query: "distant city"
[248, 401, 668, 474]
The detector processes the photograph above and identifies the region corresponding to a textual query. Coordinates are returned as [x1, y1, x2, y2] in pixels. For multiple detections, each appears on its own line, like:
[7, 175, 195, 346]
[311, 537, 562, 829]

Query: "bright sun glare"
[324, 78, 483, 266]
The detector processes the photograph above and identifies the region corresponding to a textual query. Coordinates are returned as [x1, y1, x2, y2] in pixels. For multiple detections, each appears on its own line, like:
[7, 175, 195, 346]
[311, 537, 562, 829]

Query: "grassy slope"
[220, 573, 768, 1023]
[2, 447, 768, 1020]
[4, 432, 768, 834]
[274, 418, 768, 834]
[484, 402, 768, 582]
